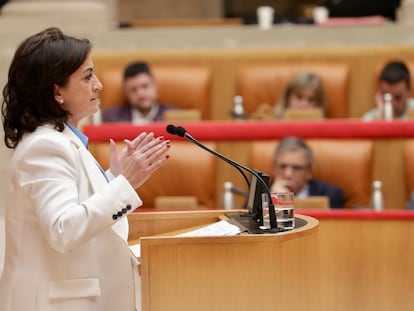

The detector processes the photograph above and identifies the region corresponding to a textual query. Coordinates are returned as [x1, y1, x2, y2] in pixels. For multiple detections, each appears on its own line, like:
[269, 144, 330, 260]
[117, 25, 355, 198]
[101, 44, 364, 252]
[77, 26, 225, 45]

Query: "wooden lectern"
[128, 210, 319, 311]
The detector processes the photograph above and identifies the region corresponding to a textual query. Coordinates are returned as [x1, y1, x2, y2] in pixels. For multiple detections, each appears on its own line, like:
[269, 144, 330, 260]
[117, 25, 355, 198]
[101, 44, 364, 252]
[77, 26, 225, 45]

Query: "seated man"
[271, 137, 345, 208]
[363, 60, 414, 120]
[102, 61, 177, 123]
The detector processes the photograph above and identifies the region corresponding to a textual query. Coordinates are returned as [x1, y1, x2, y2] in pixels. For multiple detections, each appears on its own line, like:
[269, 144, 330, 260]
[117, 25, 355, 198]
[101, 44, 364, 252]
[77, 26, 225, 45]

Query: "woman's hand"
[109, 132, 152, 177]
[109, 132, 170, 189]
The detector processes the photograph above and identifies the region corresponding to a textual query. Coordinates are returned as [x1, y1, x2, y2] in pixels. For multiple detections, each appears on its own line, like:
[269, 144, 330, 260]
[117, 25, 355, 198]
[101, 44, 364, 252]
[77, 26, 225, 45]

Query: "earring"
[59, 99, 64, 104]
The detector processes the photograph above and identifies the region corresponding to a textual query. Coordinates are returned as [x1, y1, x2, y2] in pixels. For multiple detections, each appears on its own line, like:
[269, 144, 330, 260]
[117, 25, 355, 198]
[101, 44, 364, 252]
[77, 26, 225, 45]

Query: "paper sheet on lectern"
[176, 220, 242, 237]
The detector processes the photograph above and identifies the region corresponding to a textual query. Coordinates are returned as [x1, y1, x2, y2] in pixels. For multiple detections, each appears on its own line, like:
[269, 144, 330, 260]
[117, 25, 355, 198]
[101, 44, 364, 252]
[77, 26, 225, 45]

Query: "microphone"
[166, 124, 281, 233]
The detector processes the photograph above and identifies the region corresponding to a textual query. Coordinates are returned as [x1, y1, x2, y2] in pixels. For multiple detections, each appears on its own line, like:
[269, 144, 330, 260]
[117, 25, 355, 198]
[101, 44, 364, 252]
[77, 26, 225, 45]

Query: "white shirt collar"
[295, 183, 310, 198]
[131, 103, 160, 124]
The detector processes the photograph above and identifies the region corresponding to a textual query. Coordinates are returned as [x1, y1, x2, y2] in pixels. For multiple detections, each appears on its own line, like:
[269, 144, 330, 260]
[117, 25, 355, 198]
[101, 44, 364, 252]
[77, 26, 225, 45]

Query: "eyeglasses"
[276, 163, 309, 172]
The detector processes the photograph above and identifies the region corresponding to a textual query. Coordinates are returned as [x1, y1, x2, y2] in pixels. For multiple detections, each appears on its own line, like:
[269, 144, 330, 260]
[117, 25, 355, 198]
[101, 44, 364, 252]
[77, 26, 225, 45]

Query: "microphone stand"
[167, 124, 281, 233]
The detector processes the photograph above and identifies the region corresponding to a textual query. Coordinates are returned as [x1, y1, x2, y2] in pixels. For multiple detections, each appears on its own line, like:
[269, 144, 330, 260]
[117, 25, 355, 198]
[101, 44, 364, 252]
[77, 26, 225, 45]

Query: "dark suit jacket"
[308, 179, 345, 208]
[102, 103, 175, 122]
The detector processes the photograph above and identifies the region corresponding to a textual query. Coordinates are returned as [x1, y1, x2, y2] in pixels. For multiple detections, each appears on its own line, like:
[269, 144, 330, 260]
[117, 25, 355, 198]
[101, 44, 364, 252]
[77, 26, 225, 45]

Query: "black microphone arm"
[166, 124, 280, 232]
[166, 124, 250, 188]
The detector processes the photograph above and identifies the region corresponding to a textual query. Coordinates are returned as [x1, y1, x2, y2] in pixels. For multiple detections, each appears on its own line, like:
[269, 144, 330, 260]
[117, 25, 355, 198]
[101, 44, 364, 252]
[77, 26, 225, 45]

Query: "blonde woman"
[274, 71, 327, 119]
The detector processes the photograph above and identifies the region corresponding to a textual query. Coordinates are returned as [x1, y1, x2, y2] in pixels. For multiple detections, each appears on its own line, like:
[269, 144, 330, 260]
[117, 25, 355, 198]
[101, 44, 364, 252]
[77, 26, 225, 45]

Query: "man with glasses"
[271, 137, 345, 208]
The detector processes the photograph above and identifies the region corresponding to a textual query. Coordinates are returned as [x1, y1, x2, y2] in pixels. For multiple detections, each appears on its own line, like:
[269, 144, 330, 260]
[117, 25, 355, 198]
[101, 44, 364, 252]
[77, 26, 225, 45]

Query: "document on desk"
[176, 220, 245, 237]
[128, 220, 246, 260]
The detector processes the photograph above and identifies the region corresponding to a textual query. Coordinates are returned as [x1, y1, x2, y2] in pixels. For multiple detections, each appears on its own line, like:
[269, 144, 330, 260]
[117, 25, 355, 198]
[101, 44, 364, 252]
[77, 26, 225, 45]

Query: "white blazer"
[0, 125, 142, 311]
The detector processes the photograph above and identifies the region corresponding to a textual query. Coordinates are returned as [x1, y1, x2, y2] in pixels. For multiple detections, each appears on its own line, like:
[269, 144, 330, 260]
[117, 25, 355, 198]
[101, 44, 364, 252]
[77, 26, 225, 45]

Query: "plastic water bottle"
[222, 181, 234, 210]
[383, 93, 393, 121]
[370, 180, 385, 211]
[230, 95, 246, 120]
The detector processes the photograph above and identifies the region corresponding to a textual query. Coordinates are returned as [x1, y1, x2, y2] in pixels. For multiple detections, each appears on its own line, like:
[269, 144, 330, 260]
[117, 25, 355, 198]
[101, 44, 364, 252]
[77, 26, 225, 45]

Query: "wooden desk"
[300, 209, 414, 311]
[128, 210, 320, 311]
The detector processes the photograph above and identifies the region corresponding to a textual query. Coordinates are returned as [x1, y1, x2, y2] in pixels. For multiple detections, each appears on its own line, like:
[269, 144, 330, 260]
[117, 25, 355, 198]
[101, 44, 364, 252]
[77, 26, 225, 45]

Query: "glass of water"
[271, 192, 295, 231]
[260, 192, 295, 231]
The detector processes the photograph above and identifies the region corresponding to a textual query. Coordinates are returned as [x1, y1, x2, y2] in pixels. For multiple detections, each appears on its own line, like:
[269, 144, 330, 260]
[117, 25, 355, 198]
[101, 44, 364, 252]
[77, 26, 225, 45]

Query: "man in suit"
[271, 136, 345, 208]
[102, 61, 176, 123]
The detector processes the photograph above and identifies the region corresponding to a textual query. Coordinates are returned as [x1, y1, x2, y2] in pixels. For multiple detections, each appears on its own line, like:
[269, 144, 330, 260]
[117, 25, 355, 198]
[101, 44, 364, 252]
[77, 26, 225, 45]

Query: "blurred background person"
[271, 136, 345, 208]
[274, 70, 327, 119]
[363, 60, 414, 120]
[102, 61, 177, 123]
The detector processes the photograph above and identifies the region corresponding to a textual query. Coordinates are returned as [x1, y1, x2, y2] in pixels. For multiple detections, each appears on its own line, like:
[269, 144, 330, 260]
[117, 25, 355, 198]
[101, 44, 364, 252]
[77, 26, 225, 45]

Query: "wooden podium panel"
[129, 211, 319, 311]
[317, 215, 414, 311]
[298, 209, 414, 311]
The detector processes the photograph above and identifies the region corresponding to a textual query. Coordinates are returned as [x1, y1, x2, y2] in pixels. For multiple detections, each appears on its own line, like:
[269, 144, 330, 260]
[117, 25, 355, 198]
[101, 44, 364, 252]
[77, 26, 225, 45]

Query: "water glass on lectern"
[272, 192, 295, 230]
[261, 192, 295, 230]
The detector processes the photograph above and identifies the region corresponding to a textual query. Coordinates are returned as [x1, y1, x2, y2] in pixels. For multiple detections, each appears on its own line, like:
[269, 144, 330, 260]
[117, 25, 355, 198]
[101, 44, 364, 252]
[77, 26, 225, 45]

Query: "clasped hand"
[109, 132, 170, 189]
[271, 179, 294, 193]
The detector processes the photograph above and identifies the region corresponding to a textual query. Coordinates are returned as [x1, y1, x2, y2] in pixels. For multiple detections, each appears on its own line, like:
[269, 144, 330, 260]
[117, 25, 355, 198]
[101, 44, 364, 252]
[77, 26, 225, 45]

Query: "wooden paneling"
[317, 217, 414, 311]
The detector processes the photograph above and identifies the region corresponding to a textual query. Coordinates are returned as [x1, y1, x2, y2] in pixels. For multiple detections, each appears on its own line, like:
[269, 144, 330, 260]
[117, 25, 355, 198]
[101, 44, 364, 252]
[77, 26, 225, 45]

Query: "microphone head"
[166, 124, 177, 135]
[176, 126, 187, 137]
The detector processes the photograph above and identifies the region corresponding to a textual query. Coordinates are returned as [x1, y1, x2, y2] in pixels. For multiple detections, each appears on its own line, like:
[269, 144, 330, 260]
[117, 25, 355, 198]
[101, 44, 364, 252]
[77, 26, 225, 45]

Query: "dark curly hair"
[1, 27, 91, 148]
